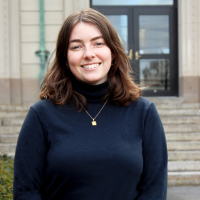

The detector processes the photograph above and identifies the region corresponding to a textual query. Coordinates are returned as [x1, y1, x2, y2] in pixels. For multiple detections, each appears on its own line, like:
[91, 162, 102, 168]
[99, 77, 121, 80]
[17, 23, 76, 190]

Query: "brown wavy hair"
[39, 8, 142, 110]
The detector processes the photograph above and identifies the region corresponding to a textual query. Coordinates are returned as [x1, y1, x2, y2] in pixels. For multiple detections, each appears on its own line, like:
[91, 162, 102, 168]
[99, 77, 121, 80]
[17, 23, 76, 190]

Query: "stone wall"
[0, 0, 200, 105]
[0, 0, 90, 105]
[178, 0, 200, 102]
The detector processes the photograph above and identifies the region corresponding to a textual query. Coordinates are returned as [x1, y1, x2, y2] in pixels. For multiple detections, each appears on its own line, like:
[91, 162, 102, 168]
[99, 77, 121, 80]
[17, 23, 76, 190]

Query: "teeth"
[83, 64, 99, 69]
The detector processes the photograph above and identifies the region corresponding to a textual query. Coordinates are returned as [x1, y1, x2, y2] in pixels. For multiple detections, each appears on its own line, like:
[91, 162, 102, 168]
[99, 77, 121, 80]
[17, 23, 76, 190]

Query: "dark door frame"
[90, 1, 178, 96]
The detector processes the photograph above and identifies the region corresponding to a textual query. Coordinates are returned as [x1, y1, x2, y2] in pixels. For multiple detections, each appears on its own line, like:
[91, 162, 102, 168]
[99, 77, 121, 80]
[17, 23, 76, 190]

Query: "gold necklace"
[80, 99, 108, 126]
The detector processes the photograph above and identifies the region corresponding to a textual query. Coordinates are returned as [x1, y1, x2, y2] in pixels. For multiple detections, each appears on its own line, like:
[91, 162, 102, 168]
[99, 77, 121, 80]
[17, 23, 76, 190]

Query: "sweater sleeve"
[13, 107, 47, 200]
[136, 103, 168, 200]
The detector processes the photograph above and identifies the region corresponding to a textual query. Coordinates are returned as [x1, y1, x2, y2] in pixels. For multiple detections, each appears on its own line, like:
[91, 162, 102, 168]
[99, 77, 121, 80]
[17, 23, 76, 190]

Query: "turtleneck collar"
[72, 77, 109, 103]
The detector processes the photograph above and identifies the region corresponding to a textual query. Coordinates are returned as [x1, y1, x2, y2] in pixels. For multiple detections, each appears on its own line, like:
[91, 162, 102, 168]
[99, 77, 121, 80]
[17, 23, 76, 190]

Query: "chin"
[86, 81, 99, 85]
[84, 79, 102, 85]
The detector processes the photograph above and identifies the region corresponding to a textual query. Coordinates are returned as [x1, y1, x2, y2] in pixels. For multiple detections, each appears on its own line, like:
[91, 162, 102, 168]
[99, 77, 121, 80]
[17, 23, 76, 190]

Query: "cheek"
[104, 53, 112, 65]
[104, 48, 112, 61]
[67, 52, 82, 66]
[96, 48, 112, 63]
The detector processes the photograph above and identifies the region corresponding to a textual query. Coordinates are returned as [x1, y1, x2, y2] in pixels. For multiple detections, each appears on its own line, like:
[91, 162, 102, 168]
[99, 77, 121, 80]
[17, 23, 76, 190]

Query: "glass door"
[94, 7, 132, 56]
[92, 4, 178, 96]
[133, 7, 178, 96]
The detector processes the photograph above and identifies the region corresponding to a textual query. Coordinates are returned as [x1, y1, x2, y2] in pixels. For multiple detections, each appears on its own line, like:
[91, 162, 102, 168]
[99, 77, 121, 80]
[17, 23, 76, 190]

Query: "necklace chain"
[80, 99, 108, 126]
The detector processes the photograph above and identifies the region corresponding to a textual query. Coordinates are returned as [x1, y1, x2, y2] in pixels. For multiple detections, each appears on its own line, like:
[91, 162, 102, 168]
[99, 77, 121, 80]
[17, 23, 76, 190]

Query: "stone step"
[168, 171, 200, 185]
[0, 105, 30, 112]
[0, 152, 15, 158]
[4, 122, 199, 134]
[164, 124, 200, 133]
[168, 161, 200, 171]
[158, 109, 200, 116]
[0, 126, 21, 134]
[2, 118, 25, 126]
[0, 109, 198, 119]
[167, 141, 200, 150]
[0, 134, 18, 143]
[155, 103, 200, 110]
[1, 115, 199, 125]
[166, 133, 200, 141]
[168, 151, 200, 161]
[1, 101, 198, 110]
[0, 112, 27, 118]
[1, 100, 199, 111]
[161, 116, 200, 124]
[146, 97, 185, 104]
[0, 143, 16, 153]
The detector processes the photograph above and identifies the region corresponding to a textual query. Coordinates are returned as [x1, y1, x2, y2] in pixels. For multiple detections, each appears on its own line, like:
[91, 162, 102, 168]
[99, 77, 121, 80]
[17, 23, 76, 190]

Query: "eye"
[72, 46, 81, 50]
[95, 42, 104, 46]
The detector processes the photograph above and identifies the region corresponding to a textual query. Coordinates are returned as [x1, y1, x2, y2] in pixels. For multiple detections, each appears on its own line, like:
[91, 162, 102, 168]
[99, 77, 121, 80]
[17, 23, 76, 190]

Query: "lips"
[82, 63, 101, 69]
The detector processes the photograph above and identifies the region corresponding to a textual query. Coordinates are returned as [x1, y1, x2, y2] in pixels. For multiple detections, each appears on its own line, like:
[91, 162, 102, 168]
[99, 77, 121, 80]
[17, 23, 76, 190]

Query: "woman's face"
[67, 22, 113, 85]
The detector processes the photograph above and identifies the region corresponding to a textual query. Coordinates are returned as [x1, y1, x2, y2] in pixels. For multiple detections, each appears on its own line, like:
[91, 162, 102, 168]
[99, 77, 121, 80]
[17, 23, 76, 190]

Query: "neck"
[72, 76, 109, 103]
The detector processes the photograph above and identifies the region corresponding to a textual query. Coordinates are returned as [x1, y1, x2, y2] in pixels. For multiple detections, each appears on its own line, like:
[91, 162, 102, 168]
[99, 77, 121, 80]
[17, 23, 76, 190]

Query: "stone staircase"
[0, 98, 200, 185]
[0, 105, 30, 157]
[147, 97, 200, 185]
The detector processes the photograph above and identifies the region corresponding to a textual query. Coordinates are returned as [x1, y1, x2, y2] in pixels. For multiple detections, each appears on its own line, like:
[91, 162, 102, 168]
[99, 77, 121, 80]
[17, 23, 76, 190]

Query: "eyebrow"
[69, 36, 103, 44]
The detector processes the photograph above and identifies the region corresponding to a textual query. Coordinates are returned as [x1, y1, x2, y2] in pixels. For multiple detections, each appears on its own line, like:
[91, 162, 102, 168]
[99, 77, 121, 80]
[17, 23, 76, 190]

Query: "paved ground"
[167, 186, 200, 200]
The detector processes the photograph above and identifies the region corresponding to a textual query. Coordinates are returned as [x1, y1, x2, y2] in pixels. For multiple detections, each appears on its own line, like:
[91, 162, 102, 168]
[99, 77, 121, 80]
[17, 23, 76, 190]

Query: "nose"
[83, 46, 95, 59]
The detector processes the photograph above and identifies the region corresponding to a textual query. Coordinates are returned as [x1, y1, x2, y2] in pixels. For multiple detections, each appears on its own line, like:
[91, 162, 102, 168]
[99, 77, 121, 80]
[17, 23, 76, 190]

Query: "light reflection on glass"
[139, 15, 170, 54]
[140, 59, 170, 90]
[106, 15, 128, 53]
[92, 0, 173, 5]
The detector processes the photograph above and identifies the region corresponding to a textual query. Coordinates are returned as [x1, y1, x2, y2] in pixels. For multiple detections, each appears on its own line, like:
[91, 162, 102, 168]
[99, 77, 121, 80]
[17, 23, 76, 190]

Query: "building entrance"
[92, 1, 178, 96]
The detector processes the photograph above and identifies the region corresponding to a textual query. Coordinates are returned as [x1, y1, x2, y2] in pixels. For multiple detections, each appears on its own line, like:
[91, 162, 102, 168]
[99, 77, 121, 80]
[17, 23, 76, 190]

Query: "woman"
[14, 8, 168, 200]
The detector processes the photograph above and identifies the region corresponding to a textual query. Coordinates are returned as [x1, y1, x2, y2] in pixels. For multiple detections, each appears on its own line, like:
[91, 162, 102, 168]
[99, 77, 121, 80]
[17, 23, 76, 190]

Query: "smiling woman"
[68, 22, 113, 85]
[37, 8, 142, 109]
[13, 8, 168, 200]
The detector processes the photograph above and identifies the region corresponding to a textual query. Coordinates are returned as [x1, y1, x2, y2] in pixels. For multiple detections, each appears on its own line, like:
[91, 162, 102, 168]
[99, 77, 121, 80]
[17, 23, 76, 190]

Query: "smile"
[82, 63, 101, 69]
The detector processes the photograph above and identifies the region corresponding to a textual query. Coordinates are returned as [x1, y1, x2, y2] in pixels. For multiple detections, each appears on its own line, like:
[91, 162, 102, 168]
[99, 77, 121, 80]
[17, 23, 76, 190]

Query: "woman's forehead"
[69, 22, 103, 41]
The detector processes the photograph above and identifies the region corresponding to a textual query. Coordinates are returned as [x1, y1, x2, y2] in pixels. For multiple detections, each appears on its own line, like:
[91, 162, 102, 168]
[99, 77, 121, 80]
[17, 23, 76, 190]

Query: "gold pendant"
[92, 120, 97, 126]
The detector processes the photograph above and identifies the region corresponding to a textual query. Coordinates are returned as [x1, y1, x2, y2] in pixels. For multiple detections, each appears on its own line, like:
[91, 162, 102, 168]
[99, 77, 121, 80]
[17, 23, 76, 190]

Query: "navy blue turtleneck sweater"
[13, 80, 168, 200]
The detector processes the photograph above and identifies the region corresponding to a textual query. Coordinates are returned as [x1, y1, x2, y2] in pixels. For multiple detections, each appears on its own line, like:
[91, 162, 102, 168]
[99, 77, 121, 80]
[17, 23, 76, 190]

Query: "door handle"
[128, 49, 133, 60]
[135, 51, 142, 60]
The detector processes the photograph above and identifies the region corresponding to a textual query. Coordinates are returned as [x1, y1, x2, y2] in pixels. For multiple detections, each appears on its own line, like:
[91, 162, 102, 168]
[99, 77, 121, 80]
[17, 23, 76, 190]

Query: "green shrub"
[0, 155, 14, 200]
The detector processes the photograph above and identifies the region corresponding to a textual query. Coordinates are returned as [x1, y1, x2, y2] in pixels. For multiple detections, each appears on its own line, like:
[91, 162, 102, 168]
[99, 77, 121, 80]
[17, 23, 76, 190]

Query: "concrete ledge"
[167, 141, 200, 150]
[168, 151, 200, 161]
[0, 135, 18, 143]
[0, 126, 21, 135]
[164, 124, 200, 133]
[0, 112, 27, 118]
[168, 161, 200, 171]
[2, 118, 25, 126]
[0, 105, 30, 111]
[0, 143, 16, 153]
[161, 116, 200, 124]
[158, 109, 200, 116]
[166, 133, 200, 141]
[168, 171, 200, 186]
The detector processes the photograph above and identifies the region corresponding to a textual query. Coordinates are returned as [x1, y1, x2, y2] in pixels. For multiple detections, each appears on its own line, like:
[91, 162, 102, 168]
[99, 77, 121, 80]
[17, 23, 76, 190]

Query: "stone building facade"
[0, 0, 199, 105]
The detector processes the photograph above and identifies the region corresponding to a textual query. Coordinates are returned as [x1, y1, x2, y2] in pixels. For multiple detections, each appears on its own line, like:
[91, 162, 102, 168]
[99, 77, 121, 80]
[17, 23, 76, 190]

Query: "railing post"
[35, 0, 50, 85]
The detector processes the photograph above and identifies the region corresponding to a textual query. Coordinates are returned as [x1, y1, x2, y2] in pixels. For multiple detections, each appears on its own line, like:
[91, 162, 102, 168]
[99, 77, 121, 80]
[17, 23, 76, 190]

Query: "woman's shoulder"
[31, 99, 54, 111]
[132, 96, 154, 109]
[30, 99, 71, 116]
[127, 97, 158, 117]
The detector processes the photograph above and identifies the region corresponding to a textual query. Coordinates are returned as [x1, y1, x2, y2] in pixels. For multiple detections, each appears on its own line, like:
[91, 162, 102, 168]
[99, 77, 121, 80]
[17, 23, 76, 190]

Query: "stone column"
[10, 0, 22, 104]
[0, 0, 21, 105]
[20, 0, 65, 104]
[178, 0, 200, 102]
[0, 0, 11, 104]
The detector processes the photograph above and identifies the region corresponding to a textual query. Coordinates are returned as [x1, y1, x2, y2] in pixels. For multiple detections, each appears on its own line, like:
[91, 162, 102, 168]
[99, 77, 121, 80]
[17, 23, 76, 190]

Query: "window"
[92, 0, 173, 6]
